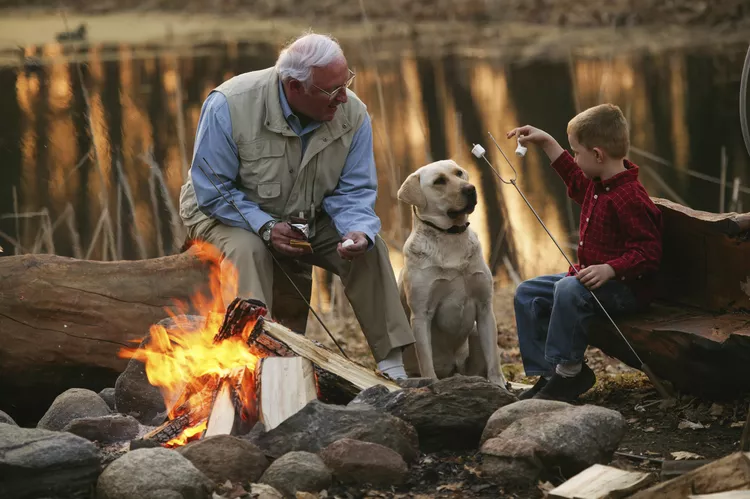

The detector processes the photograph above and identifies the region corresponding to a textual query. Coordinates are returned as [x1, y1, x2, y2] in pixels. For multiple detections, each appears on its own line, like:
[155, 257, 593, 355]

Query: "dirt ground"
[304, 284, 750, 499]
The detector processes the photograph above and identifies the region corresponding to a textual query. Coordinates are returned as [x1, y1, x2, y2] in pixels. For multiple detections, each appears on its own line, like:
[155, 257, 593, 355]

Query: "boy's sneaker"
[533, 363, 596, 402]
[518, 376, 548, 400]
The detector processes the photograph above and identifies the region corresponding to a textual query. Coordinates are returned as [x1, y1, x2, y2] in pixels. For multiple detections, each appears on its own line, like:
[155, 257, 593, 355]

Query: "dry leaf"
[671, 451, 705, 460]
[463, 464, 482, 477]
[644, 450, 661, 456]
[436, 482, 464, 492]
[644, 426, 656, 432]
[678, 420, 705, 430]
[731, 421, 745, 428]
[627, 418, 639, 424]
[0, 245, 4, 252]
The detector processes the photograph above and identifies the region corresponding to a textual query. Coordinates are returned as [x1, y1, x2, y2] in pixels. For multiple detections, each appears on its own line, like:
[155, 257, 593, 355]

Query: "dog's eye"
[433, 176, 447, 186]
[454, 170, 463, 177]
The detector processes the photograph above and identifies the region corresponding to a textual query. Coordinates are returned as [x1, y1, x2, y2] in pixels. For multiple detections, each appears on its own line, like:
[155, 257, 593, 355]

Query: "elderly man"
[178, 32, 414, 379]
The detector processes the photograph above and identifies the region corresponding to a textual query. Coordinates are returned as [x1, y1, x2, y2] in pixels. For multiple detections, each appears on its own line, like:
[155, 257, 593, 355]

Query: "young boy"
[507, 103, 663, 402]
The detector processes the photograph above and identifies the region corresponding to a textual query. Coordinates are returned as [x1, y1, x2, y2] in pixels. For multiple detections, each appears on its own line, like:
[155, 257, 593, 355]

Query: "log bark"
[589, 304, 750, 399]
[652, 197, 750, 313]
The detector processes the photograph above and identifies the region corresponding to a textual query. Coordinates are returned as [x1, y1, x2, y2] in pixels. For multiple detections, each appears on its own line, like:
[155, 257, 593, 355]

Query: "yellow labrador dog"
[397, 159, 507, 386]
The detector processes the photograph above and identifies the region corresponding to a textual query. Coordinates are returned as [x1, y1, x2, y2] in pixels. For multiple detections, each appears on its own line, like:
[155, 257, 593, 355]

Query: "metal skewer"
[472, 132, 673, 400]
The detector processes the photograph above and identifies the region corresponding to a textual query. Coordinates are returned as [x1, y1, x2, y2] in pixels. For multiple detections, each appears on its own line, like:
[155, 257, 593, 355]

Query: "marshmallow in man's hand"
[471, 144, 486, 158]
[342, 239, 355, 248]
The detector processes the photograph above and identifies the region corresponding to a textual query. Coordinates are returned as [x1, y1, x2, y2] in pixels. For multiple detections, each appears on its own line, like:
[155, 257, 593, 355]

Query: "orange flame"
[119, 241, 261, 446]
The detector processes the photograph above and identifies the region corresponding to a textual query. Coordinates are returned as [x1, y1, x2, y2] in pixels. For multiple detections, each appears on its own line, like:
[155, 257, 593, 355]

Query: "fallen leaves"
[678, 420, 706, 430]
[436, 482, 464, 492]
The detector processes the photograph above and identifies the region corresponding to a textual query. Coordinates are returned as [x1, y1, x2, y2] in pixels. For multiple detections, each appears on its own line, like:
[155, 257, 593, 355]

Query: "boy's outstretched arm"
[507, 126, 590, 205]
[606, 197, 662, 280]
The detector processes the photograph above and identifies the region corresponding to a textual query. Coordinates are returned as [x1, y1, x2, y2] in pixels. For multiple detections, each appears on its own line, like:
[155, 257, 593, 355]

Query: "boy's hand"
[507, 125, 564, 162]
[576, 264, 616, 290]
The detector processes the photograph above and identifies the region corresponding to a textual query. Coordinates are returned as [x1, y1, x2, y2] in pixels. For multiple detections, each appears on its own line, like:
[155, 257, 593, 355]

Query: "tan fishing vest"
[179, 67, 368, 235]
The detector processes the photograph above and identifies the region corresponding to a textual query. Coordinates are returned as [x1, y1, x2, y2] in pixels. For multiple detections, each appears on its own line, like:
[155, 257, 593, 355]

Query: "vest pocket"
[257, 182, 281, 199]
[237, 139, 286, 184]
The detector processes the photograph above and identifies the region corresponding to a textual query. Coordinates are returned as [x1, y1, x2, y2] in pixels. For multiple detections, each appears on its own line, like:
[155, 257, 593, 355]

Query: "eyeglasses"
[311, 69, 356, 103]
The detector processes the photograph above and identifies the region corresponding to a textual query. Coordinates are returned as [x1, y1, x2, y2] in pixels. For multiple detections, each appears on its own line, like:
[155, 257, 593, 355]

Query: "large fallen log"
[0, 247, 311, 426]
[590, 304, 750, 399]
[652, 198, 750, 313]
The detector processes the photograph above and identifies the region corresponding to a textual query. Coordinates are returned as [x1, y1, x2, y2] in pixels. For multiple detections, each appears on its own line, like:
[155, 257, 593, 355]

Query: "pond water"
[1, 38, 748, 285]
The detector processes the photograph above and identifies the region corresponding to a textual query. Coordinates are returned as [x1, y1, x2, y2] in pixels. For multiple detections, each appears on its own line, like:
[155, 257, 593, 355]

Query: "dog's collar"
[413, 207, 470, 234]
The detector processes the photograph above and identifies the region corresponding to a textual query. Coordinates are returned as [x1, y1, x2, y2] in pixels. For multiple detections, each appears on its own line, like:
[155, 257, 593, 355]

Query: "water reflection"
[1, 40, 748, 288]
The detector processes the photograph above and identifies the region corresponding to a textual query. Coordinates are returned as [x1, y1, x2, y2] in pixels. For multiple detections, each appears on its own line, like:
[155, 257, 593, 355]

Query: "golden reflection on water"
[6, 40, 748, 306]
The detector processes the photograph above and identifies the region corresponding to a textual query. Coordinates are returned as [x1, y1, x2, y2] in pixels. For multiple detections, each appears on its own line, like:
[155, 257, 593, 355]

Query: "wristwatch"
[259, 220, 278, 246]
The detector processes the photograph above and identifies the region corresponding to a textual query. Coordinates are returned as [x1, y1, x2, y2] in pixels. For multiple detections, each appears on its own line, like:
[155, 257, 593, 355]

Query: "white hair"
[275, 32, 345, 89]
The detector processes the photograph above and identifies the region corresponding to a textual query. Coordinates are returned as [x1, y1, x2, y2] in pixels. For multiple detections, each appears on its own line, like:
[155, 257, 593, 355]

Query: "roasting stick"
[471, 133, 673, 400]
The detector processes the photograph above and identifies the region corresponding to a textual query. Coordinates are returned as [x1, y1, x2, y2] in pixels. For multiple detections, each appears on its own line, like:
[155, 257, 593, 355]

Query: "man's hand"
[270, 222, 313, 257]
[506, 125, 564, 162]
[337, 231, 369, 260]
[576, 264, 616, 290]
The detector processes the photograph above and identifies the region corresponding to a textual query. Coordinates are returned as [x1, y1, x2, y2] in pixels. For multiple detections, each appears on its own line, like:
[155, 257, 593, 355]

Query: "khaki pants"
[187, 215, 415, 362]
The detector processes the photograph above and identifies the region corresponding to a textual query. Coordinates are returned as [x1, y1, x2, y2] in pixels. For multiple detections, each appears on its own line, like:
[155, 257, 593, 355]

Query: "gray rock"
[350, 375, 517, 452]
[177, 434, 269, 484]
[99, 388, 117, 410]
[481, 399, 571, 444]
[115, 315, 204, 425]
[0, 424, 100, 499]
[320, 438, 408, 485]
[249, 400, 419, 462]
[260, 451, 331, 498]
[62, 414, 140, 443]
[37, 388, 112, 431]
[96, 448, 214, 499]
[0, 409, 17, 425]
[481, 404, 627, 485]
[249, 483, 284, 498]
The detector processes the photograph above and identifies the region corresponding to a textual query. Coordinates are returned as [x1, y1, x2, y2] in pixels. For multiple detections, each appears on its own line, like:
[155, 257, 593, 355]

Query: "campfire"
[119, 242, 400, 448]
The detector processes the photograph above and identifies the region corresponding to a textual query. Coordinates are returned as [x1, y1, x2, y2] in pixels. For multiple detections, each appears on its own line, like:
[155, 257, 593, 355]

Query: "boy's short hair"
[567, 103, 629, 159]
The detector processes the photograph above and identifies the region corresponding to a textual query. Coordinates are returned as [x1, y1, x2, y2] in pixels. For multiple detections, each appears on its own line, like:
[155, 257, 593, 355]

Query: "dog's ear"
[397, 172, 427, 209]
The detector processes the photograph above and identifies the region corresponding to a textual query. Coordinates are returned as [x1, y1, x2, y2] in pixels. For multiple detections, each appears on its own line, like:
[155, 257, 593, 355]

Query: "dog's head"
[397, 159, 477, 227]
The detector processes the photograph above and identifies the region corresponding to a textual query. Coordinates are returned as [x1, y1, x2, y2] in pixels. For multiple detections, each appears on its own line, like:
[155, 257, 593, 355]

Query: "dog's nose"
[462, 184, 477, 203]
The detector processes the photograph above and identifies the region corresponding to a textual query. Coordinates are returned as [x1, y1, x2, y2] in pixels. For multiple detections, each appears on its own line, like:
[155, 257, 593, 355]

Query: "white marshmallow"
[471, 144, 486, 158]
[342, 239, 355, 248]
[515, 137, 527, 157]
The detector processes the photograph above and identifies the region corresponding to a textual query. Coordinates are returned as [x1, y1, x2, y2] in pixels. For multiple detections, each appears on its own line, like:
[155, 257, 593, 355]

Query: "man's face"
[286, 58, 351, 122]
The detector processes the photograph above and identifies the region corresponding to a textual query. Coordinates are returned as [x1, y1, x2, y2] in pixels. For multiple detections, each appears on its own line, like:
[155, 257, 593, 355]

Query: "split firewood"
[549, 464, 656, 499]
[631, 452, 750, 499]
[249, 312, 402, 393]
[204, 380, 235, 438]
[256, 357, 318, 431]
[204, 366, 258, 438]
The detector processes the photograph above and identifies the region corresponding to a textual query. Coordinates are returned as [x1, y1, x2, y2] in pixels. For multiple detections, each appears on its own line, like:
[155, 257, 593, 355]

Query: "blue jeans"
[514, 273, 638, 376]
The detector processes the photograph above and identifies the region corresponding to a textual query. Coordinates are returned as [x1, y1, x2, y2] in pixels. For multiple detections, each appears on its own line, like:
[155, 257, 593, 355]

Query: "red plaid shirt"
[551, 151, 663, 305]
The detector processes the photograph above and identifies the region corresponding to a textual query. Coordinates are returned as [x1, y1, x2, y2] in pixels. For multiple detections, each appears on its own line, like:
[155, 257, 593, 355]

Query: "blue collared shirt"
[190, 79, 380, 245]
